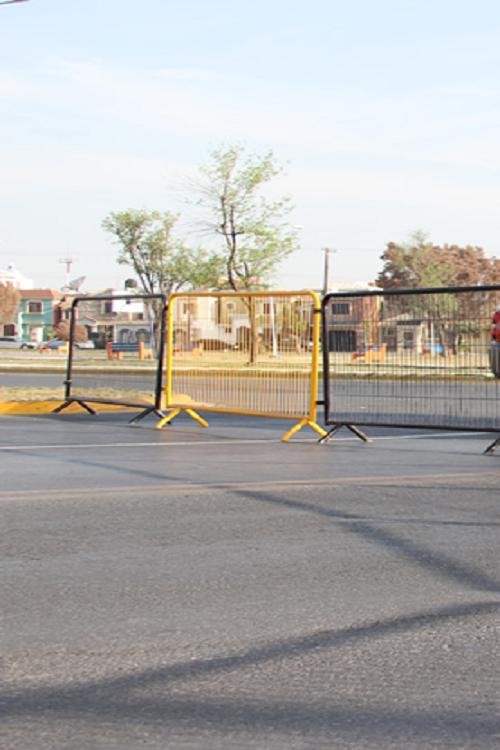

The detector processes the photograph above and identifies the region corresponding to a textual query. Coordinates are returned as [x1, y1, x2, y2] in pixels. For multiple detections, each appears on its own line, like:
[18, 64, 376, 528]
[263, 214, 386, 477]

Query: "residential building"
[60, 289, 153, 348]
[0, 263, 34, 290]
[323, 282, 382, 351]
[15, 289, 62, 342]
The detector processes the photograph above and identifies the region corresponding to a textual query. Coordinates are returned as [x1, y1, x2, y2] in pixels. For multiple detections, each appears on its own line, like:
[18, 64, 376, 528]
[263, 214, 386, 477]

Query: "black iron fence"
[321, 285, 500, 450]
[53, 293, 167, 422]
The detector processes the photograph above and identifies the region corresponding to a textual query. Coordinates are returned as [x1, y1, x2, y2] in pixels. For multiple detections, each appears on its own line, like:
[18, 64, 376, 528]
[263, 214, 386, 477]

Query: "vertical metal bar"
[321, 294, 331, 424]
[164, 298, 174, 408]
[308, 293, 322, 424]
[65, 299, 78, 399]
[154, 295, 167, 411]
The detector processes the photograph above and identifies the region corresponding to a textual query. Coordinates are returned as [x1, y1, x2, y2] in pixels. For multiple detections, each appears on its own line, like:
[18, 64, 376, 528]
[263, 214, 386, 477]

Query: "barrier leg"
[129, 407, 166, 424]
[282, 419, 327, 442]
[156, 408, 182, 428]
[52, 399, 97, 415]
[346, 424, 372, 442]
[307, 421, 328, 438]
[155, 408, 209, 429]
[184, 409, 209, 427]
[319, 423, 371, 444]
[484, 436, 500, 455]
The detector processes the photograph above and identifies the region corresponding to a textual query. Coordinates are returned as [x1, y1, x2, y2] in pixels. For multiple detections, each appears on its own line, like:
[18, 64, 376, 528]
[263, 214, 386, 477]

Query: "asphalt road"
[2, 370, 499, 433]
[1, 411, 500, 750]
[0, 373, 67, 388]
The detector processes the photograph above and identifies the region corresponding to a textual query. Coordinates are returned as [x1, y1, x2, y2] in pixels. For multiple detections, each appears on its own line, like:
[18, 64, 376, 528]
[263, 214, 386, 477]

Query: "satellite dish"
[68, 276, 86, 291]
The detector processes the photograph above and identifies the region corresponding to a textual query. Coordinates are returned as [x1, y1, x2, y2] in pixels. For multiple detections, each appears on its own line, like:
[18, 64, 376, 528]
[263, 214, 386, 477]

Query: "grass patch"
[0, 387, 65, 402]
[0, 386, 155, 403]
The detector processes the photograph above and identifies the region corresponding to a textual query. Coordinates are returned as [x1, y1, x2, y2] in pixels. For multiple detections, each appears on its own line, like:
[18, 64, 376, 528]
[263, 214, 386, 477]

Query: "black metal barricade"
[321, 285, 500, 453]
[53, 293, 167, 423]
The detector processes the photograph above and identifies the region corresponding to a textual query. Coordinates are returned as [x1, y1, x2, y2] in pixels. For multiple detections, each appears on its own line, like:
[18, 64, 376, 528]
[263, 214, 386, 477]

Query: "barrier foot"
[282, 419, 327, 442]
[52, 399, 97, 415]
[155, 408, 182, 428]
[484, 436, 500, 455]
[319, 423, 371, 444]
[185, 408, 209, 427]
[155, 408, 209, 430]
[129, 407, 166, 425]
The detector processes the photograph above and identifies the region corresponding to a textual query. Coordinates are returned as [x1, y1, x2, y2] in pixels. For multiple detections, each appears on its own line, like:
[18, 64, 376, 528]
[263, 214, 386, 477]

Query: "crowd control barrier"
[321, 285, 500, 453]
[157, 291, 326, 441]
[53, 293, 167, 422]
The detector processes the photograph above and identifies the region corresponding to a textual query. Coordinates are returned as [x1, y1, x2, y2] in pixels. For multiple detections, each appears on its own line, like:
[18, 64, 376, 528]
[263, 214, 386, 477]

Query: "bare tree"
[55, 320, 88, 344]
[0, 282, 21, 327]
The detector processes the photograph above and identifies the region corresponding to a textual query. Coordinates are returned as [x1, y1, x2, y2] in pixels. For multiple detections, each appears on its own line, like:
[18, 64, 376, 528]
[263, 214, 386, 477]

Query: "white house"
[0, 263, 34, 290]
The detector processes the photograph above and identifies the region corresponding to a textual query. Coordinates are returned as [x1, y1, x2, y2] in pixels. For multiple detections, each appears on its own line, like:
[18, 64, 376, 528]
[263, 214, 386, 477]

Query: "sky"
[1, 0, 499, 293]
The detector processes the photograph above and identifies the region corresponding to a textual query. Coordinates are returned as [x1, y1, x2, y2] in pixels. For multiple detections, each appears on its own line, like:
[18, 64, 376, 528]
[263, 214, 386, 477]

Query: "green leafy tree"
[376, 230, 500, 289]
[102, 208, 222, 299]
[375, 231, 500, 353]
[102, 208, 223, 350]
[189, 144, 300, 362]
[191, 144, 299, 291]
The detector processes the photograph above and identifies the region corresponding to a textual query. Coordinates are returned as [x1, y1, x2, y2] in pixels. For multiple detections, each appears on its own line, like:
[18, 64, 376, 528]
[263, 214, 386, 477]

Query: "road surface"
[1, 410, 500, 749]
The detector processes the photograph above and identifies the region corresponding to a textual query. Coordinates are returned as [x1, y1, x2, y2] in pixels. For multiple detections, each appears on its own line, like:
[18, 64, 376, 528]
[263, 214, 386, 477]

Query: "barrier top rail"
[323, 284, 500, 299]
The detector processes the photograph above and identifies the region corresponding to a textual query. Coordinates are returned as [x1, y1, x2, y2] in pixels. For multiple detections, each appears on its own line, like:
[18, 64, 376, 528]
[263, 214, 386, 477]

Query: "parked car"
[41, 339, 69, 350]
[41, 339, 95, 350]
[74, 340, 95, 349]
[0, 336, 37, 349]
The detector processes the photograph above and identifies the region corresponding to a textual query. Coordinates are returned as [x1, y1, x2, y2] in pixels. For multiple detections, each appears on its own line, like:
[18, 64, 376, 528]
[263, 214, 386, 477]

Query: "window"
[330, 302, 350, 316]
[403, 331, 414, 350]
[327, 329, 357, 352]
[181, 302, 196, 316]
[27, 301, 42, 314]
[104, 301, 113, 314]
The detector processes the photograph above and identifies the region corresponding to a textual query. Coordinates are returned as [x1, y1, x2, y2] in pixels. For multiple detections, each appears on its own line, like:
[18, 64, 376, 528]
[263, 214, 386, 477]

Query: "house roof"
[20, 289, 62, 300]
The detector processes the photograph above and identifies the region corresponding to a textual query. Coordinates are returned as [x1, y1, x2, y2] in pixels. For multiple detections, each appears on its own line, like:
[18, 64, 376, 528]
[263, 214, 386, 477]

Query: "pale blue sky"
[1, 0, 499, 291]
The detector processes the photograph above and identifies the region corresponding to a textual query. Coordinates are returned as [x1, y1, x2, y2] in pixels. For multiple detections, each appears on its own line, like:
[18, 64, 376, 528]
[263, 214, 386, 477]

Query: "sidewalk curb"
[0, 401, 134, 415]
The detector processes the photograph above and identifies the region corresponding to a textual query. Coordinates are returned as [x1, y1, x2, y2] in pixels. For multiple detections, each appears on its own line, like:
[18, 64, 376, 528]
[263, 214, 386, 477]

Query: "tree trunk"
[248, 297, 259, 365]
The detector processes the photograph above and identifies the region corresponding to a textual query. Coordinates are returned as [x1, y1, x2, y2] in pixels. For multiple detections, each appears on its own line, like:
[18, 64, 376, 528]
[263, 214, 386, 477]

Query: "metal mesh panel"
[69, 356, 158, 407]
[166, 292, 320, 419]
[67, 294, 165, 409]
[323, 286, 500, 431]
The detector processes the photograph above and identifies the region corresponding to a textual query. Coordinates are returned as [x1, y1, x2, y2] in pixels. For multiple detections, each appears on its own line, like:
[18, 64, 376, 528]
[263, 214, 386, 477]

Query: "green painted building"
[15, 289, 62, 342]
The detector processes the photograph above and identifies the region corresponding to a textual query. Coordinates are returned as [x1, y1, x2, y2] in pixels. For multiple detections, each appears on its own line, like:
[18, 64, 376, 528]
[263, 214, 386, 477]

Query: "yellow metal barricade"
[156, 291, 326, 441]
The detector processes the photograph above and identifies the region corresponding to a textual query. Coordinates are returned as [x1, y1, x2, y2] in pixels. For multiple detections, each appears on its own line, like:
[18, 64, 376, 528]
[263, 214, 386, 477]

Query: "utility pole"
[322, 247, 337, 296]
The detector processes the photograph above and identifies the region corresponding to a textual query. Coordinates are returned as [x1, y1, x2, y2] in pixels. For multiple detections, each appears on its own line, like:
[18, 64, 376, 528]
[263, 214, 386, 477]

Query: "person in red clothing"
[492, 305, 500, 343]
